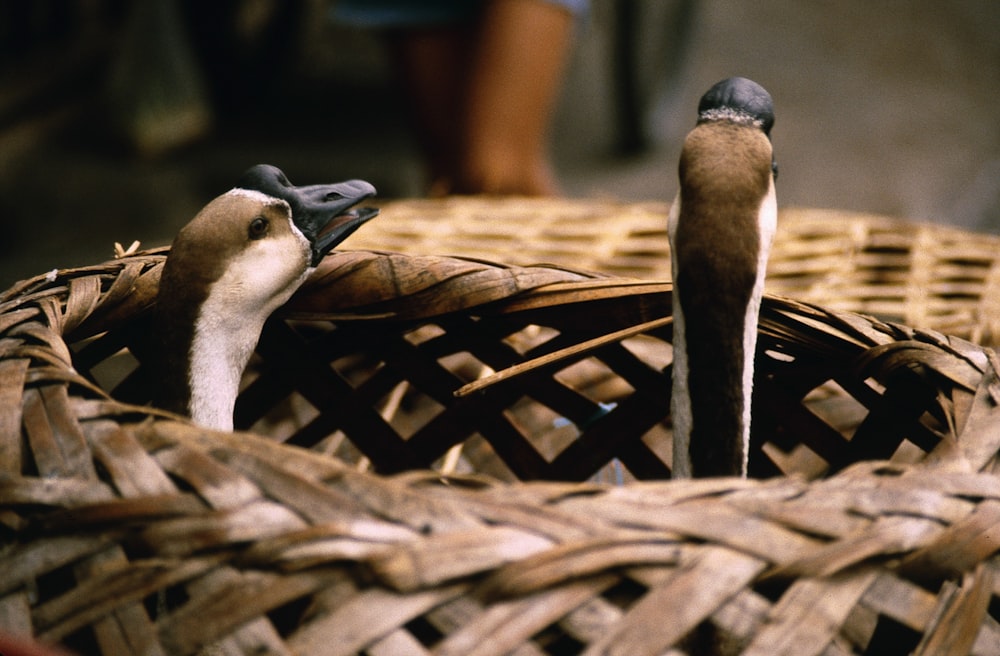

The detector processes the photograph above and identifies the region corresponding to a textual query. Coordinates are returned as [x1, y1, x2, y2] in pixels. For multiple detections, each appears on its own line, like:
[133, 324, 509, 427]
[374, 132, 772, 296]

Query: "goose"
[151, 164, 378, 431]
[668, 77, 777, 478]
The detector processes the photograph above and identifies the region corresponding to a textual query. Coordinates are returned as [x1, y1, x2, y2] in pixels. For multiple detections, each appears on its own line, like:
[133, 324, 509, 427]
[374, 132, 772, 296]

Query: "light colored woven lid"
[348, 200, 1000, 344]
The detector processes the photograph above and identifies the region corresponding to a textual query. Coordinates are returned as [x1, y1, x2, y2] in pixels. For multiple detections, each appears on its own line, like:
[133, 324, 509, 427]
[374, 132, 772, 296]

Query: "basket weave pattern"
[5, 422, 1000, 655]
[2, 200, 1000, 653]
[350, 200, 1000, 345]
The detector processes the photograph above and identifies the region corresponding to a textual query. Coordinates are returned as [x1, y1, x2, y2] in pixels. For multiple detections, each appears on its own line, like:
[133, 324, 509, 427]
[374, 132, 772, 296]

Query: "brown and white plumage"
[152, 165, 378, 430]
[669, 78, 778, 478]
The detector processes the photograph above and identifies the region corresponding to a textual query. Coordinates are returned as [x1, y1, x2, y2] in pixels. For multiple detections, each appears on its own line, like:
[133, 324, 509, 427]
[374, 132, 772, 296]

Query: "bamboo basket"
[348, 200, 1000, 345]
[2, 199, 1000, 654]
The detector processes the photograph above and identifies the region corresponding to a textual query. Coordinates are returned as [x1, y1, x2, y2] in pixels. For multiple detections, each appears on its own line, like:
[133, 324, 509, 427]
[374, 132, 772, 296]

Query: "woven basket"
[2, 200, 1000, 654]
[348, 200, 1000, 345]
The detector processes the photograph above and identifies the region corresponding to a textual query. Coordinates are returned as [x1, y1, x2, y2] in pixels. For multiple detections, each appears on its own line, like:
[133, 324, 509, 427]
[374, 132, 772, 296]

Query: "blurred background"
[1, 0, 998, 288]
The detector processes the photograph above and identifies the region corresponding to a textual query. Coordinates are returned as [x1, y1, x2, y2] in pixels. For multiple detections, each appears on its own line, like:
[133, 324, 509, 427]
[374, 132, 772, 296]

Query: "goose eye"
[248, 216, 269, 239]
[771, 157, 779, 181]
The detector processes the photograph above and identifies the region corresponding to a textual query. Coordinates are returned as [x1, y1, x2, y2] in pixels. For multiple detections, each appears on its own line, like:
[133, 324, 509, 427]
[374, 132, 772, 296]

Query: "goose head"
[668, 77, 778, 478]
[152, 164, 378, 430]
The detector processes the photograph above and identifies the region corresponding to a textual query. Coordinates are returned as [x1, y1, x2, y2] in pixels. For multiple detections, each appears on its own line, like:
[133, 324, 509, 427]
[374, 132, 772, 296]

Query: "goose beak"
[237, 164, 379, 266]
[304, 183, 380, 265]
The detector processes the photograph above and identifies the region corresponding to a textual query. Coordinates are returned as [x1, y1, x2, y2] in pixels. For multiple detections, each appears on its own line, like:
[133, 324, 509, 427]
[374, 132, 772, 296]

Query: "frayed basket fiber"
[2, 200, 1000, 655]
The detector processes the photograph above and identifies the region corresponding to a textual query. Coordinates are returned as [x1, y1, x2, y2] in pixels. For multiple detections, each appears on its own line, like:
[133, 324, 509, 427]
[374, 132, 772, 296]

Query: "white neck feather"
[187, 312, 260, 432]
[739, 178, 776, 474]
[667, 194, 694, 477]
[187, 233, 313, 431]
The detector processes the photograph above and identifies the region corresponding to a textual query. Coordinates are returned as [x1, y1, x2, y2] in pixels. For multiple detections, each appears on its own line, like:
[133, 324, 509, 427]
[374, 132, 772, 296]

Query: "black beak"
[236, 164, 379, 266]
[698, 77, 775, 137]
